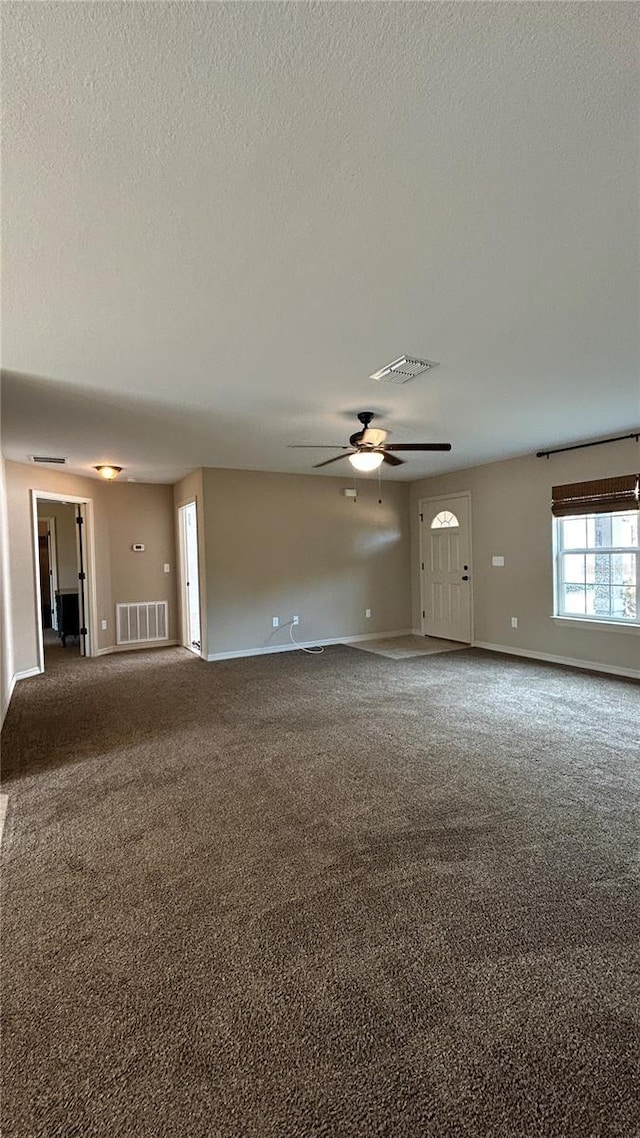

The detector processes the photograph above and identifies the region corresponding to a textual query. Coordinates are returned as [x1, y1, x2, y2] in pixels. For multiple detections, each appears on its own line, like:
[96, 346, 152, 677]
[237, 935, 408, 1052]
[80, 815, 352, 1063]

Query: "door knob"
[461, 575, 469, 581]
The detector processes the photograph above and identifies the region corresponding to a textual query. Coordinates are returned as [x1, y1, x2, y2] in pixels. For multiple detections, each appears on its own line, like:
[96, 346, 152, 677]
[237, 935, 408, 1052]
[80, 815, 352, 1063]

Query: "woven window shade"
[551, 474, 639, 517]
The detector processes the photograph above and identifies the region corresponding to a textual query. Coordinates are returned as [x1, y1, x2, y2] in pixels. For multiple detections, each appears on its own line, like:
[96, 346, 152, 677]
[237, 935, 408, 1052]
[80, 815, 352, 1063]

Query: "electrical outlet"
[511, 617, 518, 628]
[101, 619, 107, 631]
[365, 608, 372, 618]
[292, 615, 299, 625]
[272, 616, 279, 628]
[164, 563, 170, 573]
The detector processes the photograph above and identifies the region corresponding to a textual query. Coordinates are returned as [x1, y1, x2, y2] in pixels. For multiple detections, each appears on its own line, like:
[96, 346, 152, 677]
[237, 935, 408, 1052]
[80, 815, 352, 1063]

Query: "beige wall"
[410, 438, 639, 673]
[201, 468, 411, 656]
[104, 482, 177, 635]
[37, 500, 77, 590]
[5, 462, 177, 674]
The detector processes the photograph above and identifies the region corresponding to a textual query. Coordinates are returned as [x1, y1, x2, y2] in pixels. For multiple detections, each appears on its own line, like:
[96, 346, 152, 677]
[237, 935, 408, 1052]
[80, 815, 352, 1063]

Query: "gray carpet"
[1, 641, 639, 1137]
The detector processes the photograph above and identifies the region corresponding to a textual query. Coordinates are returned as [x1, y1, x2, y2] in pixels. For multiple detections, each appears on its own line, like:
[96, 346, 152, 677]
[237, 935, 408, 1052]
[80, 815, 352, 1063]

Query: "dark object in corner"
[55, 590, 79, 647]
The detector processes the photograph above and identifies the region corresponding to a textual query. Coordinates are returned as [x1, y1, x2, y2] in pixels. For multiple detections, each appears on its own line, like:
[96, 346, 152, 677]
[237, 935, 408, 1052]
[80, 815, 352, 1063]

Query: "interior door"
[180, 502, 201, 654]
[75, 504, 88, 656]
[420, 494, 472, 642]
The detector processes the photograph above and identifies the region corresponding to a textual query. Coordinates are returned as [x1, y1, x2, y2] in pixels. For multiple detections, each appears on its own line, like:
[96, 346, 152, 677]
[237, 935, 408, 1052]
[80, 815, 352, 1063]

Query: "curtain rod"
[536, 432, 639, 459]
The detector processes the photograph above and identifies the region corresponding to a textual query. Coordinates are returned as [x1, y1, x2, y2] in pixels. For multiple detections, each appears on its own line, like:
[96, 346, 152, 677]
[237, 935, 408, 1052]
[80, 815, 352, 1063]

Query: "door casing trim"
[30, 490, 98, 671]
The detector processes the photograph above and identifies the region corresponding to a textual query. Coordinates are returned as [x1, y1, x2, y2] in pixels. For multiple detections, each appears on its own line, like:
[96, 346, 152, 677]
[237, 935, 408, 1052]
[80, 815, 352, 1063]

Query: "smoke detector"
[369, 356, 439, 384]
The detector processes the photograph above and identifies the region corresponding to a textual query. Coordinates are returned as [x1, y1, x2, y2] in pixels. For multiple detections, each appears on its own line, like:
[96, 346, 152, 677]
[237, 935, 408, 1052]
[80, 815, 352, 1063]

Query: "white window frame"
[552, 510, 639, 630]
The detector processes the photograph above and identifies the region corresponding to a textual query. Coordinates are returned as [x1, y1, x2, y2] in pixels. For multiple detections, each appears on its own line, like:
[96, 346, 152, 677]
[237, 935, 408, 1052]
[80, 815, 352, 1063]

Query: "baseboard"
[95, 640, 179, 656]
[4, 675, 16, 716]
[206, 629, 413, 663]
[473, 641, 640, 681]
[2, 666, 42, 723]
[1, 677, 16, 727]
[13, 666, 43, 685]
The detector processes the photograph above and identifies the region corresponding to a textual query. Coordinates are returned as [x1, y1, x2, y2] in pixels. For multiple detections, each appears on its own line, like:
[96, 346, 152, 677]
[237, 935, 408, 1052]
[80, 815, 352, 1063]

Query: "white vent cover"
[31, 455, 67, 465]
[116, 601, 168, 645]
[369, 356, 439, 384]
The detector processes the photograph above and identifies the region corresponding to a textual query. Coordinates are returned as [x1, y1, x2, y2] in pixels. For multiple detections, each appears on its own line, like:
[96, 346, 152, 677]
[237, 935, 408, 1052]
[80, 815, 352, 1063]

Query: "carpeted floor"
[1, 643, 639, 1137]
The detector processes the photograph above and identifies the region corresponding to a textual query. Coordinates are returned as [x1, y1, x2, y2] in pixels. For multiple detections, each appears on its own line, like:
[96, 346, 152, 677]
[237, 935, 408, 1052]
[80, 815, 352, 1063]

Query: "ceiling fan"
[290, 411, 452, 470]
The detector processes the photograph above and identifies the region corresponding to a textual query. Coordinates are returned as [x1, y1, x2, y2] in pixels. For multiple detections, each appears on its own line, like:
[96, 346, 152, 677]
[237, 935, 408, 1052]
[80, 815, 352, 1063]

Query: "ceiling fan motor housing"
[350, 427, 387, 448]
[297, 410, 451, 468]
[351, 412, 386, 449]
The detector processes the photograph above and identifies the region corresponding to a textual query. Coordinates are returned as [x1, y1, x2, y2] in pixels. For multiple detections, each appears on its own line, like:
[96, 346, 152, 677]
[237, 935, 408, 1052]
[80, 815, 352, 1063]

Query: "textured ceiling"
[2, 1, 639, 483]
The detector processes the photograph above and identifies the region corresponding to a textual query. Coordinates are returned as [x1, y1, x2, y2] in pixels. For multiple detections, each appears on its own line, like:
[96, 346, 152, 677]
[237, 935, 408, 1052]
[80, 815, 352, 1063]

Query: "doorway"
[419, 492, 473, 643]
[178, 501, 201, 655]
[31, 492, 97, 671]
[37, 518, 55, 630]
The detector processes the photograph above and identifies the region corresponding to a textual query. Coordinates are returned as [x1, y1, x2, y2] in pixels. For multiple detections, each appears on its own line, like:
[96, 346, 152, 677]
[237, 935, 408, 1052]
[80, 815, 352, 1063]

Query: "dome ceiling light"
[95, 465, 122, 481]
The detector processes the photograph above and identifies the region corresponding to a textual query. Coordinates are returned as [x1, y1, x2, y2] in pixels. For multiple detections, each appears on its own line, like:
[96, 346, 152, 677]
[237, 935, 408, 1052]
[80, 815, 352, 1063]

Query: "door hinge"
[420, 513, 423, 522]
[78, 572, 86, 581]
[422, 610, 425, 618]
[421, 562, 424, 570]
[76, 515, 84, 526]
[80, 627, 88, 636]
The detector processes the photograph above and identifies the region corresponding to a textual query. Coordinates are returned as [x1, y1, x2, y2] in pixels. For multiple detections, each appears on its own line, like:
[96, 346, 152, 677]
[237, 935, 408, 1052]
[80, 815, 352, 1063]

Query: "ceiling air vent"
[31, 455, 67, 465]
[369, 356, 439, 384]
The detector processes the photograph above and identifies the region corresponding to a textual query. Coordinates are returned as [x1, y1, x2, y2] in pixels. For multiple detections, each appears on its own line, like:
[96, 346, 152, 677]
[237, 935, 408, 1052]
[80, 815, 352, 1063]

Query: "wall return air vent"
[31, 455, 67, 465]
[116, 601, 168, 645]
[369, 356, 439, 384]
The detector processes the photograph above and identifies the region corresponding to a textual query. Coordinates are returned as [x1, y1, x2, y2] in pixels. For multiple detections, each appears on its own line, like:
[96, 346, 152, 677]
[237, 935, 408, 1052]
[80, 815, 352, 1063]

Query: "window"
[552, 474, 639, 626]
[555, 513, 638, 622]
[431, 510, 459, 529]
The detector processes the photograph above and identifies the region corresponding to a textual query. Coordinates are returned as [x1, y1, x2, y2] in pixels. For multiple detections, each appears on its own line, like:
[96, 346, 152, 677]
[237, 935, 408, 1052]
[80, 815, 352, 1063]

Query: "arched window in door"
[430, 510, 459, 529]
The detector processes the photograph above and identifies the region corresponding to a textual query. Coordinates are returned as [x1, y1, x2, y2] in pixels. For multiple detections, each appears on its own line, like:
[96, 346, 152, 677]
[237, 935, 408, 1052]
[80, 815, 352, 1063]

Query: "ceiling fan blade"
[288, 445, 350, 449]
[384, 443, 452, 452]
[313, 452, 354, 468]
[382, 452, 405, 466]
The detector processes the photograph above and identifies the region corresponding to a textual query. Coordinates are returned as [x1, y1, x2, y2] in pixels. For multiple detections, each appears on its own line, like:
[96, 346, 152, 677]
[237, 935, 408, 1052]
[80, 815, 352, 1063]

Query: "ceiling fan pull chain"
[378, 464, 383, 505]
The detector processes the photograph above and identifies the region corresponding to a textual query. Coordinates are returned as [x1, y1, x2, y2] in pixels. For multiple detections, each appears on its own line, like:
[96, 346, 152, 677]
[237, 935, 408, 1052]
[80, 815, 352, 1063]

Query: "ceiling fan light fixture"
[349, 451, 384, 472]
[95, 465, 122, 481]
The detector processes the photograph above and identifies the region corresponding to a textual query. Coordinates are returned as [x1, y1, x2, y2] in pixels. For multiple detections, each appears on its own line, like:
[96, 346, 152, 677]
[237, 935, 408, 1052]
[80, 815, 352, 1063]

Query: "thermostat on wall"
[132, 544, 145, 552]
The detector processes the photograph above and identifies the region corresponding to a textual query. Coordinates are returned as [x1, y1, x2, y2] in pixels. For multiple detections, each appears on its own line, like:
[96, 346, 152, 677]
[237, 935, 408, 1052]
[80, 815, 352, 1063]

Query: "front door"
[419, 494, 472, 642]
